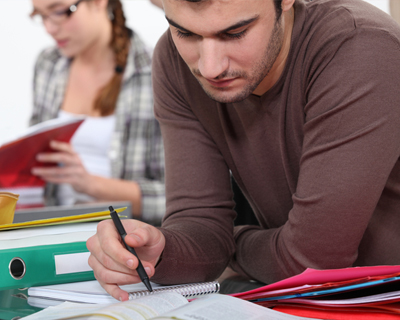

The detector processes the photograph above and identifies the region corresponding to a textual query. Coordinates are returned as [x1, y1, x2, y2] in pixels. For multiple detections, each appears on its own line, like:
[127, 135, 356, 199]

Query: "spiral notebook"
[27, 279, 220, 307]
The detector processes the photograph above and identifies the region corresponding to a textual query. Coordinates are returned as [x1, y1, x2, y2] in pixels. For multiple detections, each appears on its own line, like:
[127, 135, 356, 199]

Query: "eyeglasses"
[30, 0, 83, 25]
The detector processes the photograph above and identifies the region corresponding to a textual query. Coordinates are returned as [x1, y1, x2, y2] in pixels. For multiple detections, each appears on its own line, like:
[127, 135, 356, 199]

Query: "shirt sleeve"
[30, 49, 49, 126]
[117, 68, 166, 224]
[150, 32, 236, 284]
[30, 47, 63, 126]
[134, 115, 166, 224]
[113, 34, 166, 224]
[229, 26, 400, 282]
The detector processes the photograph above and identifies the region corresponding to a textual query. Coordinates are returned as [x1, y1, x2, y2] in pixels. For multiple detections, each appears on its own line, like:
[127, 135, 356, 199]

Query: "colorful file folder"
[0, 207, 126, 290]
[0, 222, 97, 290]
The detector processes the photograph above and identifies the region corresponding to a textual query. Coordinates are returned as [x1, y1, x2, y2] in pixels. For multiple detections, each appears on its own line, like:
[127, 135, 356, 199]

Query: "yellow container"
[0, 192, 19, 225]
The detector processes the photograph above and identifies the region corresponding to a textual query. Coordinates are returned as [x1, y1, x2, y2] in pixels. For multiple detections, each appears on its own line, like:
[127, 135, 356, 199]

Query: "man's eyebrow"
[165, 15, 259, 36]
[166, 16, 192, 33]
[219, 16, 259, 34]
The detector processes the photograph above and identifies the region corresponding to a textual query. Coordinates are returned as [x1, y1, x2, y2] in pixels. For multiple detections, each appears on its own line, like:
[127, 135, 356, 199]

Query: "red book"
[0, 118, 84, 188]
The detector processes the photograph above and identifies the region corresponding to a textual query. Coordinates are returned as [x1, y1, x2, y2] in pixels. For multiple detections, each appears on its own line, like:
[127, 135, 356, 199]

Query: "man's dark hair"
[183, 0, 283, 21]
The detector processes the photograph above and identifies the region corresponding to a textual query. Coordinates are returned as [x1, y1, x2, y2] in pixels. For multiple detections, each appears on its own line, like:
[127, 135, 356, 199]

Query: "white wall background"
[0, 0, 390, 143]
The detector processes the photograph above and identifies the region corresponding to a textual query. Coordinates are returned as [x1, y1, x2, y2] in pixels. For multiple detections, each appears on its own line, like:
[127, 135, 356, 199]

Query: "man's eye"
[175, 29, 193, 39]
[224, 29, 248, 40]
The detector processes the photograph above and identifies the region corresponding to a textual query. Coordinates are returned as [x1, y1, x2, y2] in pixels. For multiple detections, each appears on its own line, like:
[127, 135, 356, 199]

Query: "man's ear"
[281, 0, 295, 13]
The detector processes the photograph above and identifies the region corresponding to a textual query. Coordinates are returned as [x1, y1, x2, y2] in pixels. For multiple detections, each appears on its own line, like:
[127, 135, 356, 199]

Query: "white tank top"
[57, 110, 116, 205]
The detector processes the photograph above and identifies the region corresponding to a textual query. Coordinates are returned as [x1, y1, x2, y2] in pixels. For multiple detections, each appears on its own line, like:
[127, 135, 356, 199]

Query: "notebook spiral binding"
[128, 281, 220, 300]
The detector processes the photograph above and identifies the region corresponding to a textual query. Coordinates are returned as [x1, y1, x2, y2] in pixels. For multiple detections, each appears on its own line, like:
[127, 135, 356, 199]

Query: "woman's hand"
[87, 219, 166, 301]
[31, 140, 93, 193]
[32, 140, 144, 216]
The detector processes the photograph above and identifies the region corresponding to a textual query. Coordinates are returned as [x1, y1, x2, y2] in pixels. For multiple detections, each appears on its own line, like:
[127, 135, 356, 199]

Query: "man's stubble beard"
[192, 18, 285, 104]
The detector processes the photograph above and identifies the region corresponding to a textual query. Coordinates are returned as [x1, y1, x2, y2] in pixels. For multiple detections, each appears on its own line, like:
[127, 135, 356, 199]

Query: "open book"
[21, 292, 316, 320]
[0, 117, 84, 188]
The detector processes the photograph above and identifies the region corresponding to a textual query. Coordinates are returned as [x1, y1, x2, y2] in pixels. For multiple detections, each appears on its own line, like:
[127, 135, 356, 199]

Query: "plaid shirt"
[31, 31, 165, 224]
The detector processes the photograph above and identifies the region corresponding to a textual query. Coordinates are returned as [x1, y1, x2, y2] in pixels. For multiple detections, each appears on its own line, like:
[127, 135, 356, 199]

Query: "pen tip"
[109, 206, 114, 212]
[143, 278, 153, 292]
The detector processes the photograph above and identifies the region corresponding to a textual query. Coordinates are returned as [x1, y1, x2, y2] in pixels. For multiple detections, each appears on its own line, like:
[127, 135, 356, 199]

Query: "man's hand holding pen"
[87, 218, 166, 301]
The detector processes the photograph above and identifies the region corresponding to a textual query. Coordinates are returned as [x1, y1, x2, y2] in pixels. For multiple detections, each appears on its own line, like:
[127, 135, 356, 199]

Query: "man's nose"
[197, 39, 229, 80]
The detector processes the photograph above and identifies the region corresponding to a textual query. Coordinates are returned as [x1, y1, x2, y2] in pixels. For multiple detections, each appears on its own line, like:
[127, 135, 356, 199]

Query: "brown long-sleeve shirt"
[151, 0, 400, 285]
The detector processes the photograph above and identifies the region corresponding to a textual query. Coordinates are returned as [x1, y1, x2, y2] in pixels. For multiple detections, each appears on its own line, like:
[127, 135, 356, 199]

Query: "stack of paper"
[232, 265, 400, 319]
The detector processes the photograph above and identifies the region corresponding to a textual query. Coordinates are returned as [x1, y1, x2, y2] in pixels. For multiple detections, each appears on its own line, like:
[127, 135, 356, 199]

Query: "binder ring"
[9, 257, 26, 280]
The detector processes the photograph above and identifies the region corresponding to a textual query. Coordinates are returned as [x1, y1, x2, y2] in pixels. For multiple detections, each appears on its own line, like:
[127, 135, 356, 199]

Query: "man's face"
[163, 0, 288, 103]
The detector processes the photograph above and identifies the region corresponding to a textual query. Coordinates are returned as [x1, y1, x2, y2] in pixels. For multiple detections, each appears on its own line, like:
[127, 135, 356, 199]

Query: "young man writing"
[87, 0, 400, 301]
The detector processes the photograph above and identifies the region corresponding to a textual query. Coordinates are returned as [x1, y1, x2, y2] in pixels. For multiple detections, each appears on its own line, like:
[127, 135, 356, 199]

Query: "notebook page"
[28, 280, 220, 304]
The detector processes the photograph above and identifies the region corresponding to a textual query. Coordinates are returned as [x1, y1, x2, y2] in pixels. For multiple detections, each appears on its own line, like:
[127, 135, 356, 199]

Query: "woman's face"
[31, 0, 109, 57]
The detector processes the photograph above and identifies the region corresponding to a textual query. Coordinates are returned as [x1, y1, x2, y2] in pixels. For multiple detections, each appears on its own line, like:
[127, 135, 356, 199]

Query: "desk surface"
[0, 288, 41, 320]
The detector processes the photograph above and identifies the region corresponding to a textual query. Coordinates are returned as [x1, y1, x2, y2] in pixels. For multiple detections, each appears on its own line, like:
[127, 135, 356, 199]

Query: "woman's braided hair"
[94, 0, 130, 116]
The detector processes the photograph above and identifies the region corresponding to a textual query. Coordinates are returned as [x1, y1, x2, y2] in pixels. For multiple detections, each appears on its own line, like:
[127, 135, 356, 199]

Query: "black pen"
[109, 206, 153, 292]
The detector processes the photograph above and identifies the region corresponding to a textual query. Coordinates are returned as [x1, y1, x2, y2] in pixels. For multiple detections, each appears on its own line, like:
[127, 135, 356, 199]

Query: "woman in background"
[30, 0, 165, 224]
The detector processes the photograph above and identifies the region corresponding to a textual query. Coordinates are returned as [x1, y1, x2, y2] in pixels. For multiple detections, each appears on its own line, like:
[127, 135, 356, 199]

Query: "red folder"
[232, 265, 400, 319]
[233, 265, 400, 301]
[0, 118, 84, 188]
[273, 303, 400, 319]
